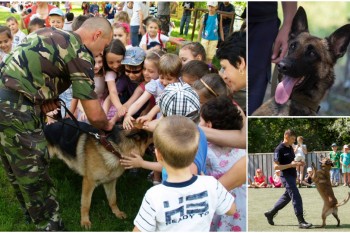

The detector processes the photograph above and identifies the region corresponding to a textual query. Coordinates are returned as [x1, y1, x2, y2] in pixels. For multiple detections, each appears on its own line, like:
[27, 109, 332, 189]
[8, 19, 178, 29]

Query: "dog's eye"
[289, 42, 297, 50]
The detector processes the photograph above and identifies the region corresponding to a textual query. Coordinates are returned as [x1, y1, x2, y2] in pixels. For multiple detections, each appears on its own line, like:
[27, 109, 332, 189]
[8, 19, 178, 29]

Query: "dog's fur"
[44, 119, 153, 229]
[311, 157, 350, 227]
[253, 7, 350, 116]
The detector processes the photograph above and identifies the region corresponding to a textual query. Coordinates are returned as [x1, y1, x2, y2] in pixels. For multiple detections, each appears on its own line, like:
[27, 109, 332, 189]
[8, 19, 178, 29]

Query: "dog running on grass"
[44, 119, 153, 229]
[311, 157, 350, 227]
[253, 6, 350, 116]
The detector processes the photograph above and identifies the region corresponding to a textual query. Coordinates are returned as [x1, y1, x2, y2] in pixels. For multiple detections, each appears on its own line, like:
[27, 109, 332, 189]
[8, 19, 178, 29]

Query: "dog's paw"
[114, 210, 127, 219]
[80, 219, 92, 230]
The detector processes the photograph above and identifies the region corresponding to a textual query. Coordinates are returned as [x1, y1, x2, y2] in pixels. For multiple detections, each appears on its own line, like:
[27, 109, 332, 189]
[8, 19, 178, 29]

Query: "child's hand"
[123, 115, 135, 130]
[136, 115, 152, 124]
[120, 152, 144, 169]
[117, 105, 127, 118]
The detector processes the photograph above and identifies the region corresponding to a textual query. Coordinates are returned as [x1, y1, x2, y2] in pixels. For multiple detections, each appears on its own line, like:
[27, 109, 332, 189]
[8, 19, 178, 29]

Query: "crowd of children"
[0, 1, 247, 231]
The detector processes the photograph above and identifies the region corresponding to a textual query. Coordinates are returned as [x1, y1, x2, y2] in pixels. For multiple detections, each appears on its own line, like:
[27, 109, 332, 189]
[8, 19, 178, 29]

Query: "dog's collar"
[291, 94, 320, 113]
[99, 130, 122, 159]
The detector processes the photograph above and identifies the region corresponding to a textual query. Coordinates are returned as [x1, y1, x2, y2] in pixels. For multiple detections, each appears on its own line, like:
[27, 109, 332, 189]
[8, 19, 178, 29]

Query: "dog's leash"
[45, 99, 123, 159]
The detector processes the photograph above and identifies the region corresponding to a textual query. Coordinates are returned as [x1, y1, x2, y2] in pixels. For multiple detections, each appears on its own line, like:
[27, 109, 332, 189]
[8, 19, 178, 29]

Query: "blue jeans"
[130, 25, 142, 47]
[273, 175, 303, 216]
[180, 14, 191, 35]
[330, 168, 340, 183]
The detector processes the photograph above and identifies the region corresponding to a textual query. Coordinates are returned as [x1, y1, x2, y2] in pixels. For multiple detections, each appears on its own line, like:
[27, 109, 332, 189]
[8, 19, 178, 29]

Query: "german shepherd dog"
[311, 158, 350, 227]
[44, 119, 153, 229]
[253, 7, 350, 116]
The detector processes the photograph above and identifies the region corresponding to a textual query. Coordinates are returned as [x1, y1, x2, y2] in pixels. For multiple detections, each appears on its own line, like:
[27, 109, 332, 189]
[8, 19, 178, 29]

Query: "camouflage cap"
[121, 47, 146, 66]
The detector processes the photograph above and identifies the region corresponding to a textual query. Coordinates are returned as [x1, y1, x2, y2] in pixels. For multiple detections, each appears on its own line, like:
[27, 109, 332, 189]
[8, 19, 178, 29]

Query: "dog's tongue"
[275, 76, 300, 104]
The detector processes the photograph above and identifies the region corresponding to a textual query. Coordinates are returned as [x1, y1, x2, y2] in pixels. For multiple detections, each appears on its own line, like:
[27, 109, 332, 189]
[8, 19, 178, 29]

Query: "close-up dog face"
[274, 6, 350, 107]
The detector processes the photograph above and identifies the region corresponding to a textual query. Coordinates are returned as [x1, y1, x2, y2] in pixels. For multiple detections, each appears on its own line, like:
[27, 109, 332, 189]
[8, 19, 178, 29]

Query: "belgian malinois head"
[274, 7, 350, 114]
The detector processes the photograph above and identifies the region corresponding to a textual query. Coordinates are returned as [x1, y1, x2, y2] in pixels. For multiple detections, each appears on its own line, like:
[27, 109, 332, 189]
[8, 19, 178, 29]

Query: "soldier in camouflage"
[0, 17, 114, 231]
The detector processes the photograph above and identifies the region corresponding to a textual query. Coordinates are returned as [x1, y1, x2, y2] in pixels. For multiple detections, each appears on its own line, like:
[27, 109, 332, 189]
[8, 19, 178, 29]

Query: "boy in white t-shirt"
[133, 115, 236, 232]
[6, 16, 26, 48]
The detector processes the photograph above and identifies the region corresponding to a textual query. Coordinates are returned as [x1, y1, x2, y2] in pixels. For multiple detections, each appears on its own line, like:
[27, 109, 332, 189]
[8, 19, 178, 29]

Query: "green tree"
[249, 118, 339, 153]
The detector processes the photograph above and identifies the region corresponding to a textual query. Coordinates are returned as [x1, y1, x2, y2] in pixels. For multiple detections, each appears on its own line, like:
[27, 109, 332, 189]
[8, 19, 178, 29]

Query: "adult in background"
[264, 129, 312, 229]
[122, 1, 133, 19]
[218, 2, 235, 41]
[104, 1, 117, 24]
[0, 17, 114, 231]
[130, 2, 149, 46]
[21, 2, 56, 29]
[81, 2, 90, 15]
[157, 2, 177, 36]
[64, 1, 71, 13]
[89, 2, 100, 16]
[293, 136, 307, 187]
[248, 2, 297, 115]
[179, 1, 194, 36]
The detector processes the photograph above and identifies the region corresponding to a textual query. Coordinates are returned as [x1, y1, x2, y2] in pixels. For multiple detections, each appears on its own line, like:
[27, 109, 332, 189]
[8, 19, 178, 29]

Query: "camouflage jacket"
[0, 27, 97, 104]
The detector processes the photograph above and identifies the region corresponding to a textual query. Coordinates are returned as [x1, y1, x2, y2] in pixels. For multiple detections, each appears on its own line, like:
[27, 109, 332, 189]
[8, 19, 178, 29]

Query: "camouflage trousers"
[0, 93, 63, 230]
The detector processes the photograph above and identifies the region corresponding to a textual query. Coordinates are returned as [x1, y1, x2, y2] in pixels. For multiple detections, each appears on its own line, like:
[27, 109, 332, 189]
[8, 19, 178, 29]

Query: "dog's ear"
[326, 24, 350, 61]
[290, 7, 309, 39]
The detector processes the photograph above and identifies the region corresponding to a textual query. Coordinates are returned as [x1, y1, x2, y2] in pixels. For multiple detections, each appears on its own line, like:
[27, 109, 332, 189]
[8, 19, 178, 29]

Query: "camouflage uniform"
[0, 27, 97, 231]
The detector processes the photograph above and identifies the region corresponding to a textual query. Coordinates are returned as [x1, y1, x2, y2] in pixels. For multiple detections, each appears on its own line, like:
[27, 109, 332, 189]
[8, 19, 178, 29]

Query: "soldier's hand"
[41, 100, 60, 114]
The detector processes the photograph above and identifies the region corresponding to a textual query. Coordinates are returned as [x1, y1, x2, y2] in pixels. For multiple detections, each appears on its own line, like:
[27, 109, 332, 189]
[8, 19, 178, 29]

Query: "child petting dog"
[133, 116, 236, 231]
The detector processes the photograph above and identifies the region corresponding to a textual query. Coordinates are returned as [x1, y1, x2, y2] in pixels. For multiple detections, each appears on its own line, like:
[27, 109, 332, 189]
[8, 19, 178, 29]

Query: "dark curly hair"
[200, 95, 243, 130]
[216, 30, 246, 69]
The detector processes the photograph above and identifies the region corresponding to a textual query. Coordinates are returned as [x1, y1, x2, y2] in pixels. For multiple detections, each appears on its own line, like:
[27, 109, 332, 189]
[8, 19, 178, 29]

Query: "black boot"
[297, 215, 312, 229]
[264, 209, 278, 225]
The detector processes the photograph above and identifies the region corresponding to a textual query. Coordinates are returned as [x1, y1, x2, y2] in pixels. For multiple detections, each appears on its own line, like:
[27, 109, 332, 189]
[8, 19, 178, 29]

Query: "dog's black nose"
[277, 61, 291, 73]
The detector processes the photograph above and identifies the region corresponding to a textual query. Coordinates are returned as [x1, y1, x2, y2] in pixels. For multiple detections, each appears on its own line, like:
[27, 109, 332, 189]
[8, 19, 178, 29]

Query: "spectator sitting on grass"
[301, 167, 315, 188]
[269, 170, 283, 188]
[253, 168, 268, 188]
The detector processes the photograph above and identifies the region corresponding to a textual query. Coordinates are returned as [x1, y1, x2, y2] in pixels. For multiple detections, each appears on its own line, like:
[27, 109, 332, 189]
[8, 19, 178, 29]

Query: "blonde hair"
[154, 116, 199, 168]
[114, 11, 130, 24]
[145, 49, 166, 69]
[159, 53, 182, 77]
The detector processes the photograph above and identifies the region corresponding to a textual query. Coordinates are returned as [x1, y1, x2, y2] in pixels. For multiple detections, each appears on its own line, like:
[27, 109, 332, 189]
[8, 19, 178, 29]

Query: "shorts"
[201, 38, 218, 60]
[342, 165, 350, 173]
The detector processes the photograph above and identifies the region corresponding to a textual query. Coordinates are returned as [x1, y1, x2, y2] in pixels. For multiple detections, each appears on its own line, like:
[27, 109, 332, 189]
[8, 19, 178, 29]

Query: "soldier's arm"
[80, 99, 113, 131]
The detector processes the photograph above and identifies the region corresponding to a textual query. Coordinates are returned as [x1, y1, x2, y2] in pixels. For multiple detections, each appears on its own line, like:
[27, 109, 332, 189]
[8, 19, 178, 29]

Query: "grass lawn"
[248, 186, 350, 231]
[0, 155, 153, 231]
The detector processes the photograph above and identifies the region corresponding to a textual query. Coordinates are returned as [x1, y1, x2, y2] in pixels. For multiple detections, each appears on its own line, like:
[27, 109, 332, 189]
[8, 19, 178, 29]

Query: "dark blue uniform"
[248, 2, 280, 115]
[273, 142, 303, 216]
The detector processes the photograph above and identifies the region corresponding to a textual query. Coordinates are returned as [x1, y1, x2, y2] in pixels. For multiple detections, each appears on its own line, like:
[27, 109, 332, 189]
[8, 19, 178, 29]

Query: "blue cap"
[331, 143, 337, 147]
[121, 47, 146, 66]
[49, 8, 64, 17]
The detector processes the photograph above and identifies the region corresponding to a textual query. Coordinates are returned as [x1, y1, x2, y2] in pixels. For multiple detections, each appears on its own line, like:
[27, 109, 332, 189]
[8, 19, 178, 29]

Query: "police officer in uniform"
[264, 129, 312, 229]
